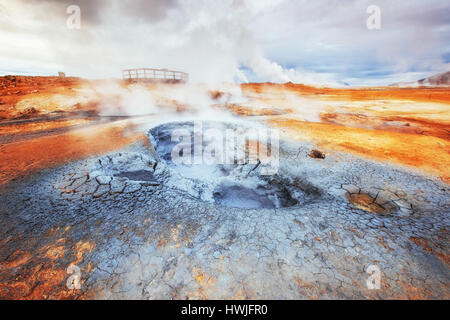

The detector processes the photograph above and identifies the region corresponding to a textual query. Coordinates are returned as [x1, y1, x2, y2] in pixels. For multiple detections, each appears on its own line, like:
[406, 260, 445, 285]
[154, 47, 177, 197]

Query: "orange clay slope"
[0, 121, 146, 185]
[240, 83, 450, 183]
[269, 118, 450, 183]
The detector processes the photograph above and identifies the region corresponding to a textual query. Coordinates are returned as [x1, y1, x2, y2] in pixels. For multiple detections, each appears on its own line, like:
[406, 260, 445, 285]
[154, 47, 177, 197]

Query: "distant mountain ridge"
[390, 71, 450, 87]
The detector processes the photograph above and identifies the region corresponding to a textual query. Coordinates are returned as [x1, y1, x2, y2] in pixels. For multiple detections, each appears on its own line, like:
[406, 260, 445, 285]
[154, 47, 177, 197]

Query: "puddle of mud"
[115, 170, 157, 182]
[213, 182, 298, 209]
[148, 121, 320, 209]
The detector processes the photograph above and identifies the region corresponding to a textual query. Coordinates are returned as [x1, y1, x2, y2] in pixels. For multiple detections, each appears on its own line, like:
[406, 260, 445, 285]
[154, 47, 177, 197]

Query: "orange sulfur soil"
[0, 76, 85, 120]
[268, 118, 450, 183]
[241, 82, 450, 104]
[0, 118, 91, 136]
[237, 82, 450, 183]
[0, 121, 146, 185]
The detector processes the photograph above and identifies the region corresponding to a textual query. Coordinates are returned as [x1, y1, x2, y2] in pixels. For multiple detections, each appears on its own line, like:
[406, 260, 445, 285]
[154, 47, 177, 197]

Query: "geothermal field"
[0, 75, 448, 299]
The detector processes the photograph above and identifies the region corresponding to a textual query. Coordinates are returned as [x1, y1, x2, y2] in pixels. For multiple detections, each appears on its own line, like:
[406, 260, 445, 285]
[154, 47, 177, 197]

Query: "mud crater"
[149, 121, 320, 209]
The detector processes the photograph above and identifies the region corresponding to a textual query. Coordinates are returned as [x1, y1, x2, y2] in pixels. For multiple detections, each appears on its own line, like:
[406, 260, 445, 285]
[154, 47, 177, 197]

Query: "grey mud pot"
[0, 120, 448, 299]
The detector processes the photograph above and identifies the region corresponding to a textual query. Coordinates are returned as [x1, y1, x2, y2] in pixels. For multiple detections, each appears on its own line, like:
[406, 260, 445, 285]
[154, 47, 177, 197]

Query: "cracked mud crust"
[0, 132, 449, 300]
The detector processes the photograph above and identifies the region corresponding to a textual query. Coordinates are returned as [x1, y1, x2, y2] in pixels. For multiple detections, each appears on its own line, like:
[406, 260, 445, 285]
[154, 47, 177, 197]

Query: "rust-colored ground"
[0, 122, 145, 185]
[0, 76, 150, 185]
[239, 82, 450, 182]
[0, 76, 84, 120]
[241, 82, 450, 104]
[268, 118, 450, 182]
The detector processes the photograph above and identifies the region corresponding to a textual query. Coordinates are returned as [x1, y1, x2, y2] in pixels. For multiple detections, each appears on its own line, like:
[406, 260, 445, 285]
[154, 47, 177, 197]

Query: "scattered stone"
[309, 149, 326, 159]
[20, 107, 38, 116]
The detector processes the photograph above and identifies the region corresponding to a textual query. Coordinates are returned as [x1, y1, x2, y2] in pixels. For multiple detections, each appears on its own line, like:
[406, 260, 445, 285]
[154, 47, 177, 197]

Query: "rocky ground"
[0, 77, 448, 299]
[0, 120, 448, 299]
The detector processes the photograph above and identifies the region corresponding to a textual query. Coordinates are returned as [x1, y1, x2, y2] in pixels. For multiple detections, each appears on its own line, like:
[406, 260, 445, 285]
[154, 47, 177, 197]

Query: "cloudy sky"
[0, 0, 449, 86]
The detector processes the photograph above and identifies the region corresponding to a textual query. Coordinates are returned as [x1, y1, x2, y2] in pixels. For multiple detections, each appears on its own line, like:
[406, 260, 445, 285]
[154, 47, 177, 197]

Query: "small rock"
[309, 149, 325, 159]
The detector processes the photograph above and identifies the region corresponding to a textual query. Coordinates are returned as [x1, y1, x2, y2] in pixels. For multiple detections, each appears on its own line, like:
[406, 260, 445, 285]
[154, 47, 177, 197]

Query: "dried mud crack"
[0, 120, 448, 300]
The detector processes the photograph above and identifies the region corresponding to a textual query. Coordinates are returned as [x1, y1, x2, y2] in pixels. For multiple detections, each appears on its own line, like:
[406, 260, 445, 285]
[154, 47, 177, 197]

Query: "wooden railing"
[122, 68, 188, 83]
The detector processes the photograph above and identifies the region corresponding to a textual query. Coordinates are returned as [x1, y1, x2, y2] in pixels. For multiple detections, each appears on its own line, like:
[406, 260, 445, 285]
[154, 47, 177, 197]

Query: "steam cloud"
[0, 0, 449, 85]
